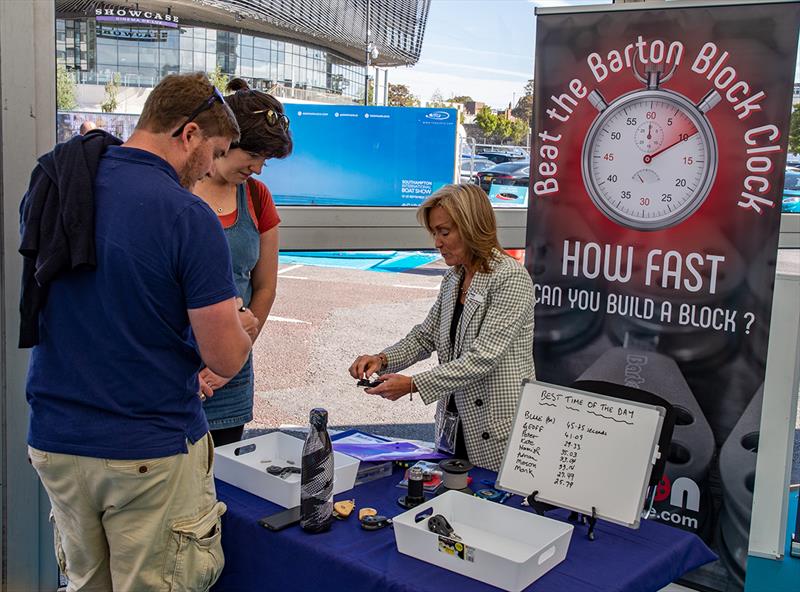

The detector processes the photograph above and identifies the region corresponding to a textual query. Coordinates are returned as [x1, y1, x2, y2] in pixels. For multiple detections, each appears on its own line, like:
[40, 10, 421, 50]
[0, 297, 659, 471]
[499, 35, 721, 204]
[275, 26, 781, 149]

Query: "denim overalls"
[203, 183, 260, 429]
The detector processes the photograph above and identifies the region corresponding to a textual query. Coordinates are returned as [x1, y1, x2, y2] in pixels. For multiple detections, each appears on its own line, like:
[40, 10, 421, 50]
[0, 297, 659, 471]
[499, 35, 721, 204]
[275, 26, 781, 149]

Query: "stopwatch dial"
[584, 96, 714, 229]
[634, 122, 663, 153]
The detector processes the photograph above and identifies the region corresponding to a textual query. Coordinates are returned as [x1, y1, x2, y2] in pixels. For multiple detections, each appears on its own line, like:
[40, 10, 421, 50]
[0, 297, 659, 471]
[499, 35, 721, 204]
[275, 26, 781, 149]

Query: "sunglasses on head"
[252, 108, 290, 131]
[171, 87, 226, 138]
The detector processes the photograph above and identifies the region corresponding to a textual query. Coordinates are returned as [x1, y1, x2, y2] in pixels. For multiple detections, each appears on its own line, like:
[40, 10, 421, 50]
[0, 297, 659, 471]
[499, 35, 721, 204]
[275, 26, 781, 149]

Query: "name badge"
[467, 292, 484, 304]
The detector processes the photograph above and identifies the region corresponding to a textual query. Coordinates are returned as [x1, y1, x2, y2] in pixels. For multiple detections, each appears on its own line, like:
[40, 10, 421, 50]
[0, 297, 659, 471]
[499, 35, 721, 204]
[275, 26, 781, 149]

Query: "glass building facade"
[56, 17, 367, 103]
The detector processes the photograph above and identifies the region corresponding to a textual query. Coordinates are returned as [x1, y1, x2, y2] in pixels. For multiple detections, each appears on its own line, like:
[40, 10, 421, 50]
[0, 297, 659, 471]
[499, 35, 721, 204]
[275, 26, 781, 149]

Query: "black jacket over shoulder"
[18, 130, 123, 347]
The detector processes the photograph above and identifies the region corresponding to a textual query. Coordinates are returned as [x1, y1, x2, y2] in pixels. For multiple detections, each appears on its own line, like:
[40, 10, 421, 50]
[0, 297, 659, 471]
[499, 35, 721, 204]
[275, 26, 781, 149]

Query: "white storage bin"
[214, 432, 360, 508]
[393, 491, 573, 592]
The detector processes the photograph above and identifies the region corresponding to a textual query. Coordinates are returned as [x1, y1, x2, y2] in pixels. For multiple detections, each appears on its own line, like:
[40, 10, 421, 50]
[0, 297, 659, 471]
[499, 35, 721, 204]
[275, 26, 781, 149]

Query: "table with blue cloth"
[212, 465, 716, 592]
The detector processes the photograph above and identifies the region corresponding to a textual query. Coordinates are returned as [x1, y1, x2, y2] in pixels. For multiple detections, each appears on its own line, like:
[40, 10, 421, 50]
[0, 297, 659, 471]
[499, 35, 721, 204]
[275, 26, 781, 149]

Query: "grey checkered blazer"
[382, 249, 534, 471]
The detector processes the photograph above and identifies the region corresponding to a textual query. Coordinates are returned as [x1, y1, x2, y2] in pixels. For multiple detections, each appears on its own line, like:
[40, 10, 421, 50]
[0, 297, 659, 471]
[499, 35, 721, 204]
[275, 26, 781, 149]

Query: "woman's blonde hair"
[417, 184, 503, 273]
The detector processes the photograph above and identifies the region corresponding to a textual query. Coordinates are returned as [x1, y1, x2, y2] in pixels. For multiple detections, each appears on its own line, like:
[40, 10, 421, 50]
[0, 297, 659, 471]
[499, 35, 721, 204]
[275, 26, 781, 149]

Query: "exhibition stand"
[211, 464, 716, 592]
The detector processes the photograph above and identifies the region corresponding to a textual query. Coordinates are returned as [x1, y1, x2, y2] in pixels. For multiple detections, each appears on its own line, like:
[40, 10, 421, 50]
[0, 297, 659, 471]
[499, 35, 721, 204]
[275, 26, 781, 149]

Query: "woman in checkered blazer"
[349, 184, 534, 471]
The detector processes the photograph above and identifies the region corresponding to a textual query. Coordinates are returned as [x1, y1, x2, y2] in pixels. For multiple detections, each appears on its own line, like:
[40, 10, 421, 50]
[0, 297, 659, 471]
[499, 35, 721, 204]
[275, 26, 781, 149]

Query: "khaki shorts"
[29, 434, 225, 592]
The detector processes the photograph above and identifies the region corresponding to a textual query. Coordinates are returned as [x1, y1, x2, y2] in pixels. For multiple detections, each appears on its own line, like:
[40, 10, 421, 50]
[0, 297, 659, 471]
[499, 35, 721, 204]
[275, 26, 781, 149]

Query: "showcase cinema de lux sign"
[94, 4, 179, 28]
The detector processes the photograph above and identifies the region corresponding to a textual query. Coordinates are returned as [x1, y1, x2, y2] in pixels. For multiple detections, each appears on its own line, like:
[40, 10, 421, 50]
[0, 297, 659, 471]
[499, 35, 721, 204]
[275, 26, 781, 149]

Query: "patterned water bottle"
[300, 408, 334, 533]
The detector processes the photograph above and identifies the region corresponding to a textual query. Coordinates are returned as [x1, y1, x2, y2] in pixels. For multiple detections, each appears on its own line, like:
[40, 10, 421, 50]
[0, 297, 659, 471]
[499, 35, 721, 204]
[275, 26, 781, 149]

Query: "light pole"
[364, 0, 378, 105]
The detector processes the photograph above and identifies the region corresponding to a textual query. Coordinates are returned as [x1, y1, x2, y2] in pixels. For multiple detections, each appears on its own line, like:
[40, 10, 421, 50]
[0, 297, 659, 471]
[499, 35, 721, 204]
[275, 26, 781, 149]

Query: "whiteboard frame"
[496, 379, 666, 529]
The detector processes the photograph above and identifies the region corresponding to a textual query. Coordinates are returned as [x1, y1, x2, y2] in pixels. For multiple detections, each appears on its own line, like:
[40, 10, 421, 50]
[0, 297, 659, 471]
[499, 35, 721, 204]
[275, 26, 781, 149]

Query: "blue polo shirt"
[26, 146, 237, 459]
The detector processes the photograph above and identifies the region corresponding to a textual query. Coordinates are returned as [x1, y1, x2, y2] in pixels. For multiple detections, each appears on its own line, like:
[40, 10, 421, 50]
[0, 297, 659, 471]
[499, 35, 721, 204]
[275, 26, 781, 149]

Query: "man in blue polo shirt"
[23, 73, 255, 591]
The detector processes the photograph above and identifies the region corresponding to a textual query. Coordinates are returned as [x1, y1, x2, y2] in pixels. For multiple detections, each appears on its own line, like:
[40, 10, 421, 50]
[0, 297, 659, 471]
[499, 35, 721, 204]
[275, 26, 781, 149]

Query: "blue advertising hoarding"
[258, 104, 457, 206]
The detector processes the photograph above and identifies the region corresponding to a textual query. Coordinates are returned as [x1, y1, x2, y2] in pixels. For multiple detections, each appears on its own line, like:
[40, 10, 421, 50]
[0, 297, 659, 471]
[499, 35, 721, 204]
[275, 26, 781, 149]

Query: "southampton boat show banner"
[526, 3, 800, 589]
[259, 105, 457, 206]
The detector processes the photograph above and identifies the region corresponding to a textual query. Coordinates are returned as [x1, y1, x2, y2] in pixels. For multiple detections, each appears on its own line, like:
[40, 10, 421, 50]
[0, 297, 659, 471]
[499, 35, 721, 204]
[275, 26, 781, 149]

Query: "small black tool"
[360, 515, 392, 530]
[258, 506, 301, 531]
[267, 465, 302, 478]
[357, 378, 383, 388]
[427, 514, 460, 540]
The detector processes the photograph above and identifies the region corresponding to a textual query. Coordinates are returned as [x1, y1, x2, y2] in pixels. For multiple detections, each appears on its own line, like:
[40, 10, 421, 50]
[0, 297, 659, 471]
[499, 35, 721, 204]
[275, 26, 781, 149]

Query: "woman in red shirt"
[194, 78, 292, 446]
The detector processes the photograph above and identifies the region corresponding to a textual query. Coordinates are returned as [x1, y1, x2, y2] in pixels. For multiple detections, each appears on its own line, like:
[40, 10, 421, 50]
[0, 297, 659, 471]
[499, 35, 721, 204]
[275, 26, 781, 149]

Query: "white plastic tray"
[214, 432, 360, 508]
[393, 491, 573, 592]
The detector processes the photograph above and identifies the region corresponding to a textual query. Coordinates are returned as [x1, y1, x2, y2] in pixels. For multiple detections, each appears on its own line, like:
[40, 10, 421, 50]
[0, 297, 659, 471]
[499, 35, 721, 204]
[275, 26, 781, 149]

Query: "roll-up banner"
[526, 1, 800, 589]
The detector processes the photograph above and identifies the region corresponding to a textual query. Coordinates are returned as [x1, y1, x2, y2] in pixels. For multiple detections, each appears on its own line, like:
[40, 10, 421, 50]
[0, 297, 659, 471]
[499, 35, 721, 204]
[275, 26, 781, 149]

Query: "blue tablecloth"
[212, 466, 716, 592]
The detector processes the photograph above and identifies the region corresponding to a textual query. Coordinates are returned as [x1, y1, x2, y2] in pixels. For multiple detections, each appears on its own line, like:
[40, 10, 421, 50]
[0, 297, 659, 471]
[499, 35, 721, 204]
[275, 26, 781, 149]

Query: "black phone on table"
[258, 506, 301, 531]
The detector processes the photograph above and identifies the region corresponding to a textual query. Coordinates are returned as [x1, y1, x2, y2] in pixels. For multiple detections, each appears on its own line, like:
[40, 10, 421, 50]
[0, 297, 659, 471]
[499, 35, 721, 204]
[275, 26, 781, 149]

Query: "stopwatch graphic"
[581, 66, 721, 231]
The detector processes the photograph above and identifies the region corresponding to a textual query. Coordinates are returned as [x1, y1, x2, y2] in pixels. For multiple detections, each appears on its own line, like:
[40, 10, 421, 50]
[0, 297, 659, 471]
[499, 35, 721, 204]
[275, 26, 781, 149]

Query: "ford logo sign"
[425, 111, 450, 121]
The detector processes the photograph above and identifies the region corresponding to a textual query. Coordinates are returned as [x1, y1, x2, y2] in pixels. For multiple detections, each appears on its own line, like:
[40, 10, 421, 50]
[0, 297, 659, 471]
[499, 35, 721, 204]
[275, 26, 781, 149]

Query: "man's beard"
[178, 146, 205, 190]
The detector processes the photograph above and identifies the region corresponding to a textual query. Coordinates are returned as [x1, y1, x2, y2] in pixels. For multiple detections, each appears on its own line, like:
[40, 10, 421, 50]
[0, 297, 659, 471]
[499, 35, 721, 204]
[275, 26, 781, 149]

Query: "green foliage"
[100, 73, 121, 113]
[388, 83, 419, 107]
[449, 95, 473, 104]
[476, 106, 498, 138]
[510, 119, 530, 144]
[476, 106, 529, 144]
[56, 64, 77, 111]
[511, 94, 534, 123]
[207, 64, 229, 92]
[789, 103, 800, 154]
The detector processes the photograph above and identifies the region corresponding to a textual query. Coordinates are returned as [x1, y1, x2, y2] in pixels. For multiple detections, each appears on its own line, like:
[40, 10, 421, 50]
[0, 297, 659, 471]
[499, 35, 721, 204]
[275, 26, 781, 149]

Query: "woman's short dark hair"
[224, 78, 292, 159]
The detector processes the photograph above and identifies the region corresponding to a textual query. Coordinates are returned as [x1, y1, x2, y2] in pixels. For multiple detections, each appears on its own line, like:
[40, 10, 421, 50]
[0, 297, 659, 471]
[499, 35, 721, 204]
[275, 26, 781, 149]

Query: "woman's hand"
[236, 298, 260, 341]
[365, 373, 414, 401]
[348, 354, 384, 379]
[199, 367, 232, 396]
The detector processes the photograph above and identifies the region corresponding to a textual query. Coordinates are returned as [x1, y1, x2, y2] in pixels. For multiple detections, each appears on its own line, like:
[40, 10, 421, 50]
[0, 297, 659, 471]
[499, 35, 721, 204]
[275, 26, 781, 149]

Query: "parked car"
[783, 166, 800, 213]
[475, 161, 530, 192]
[477, 151, 528, 164]
[785, 154, 800, 169]
[460, 156, 495, 183]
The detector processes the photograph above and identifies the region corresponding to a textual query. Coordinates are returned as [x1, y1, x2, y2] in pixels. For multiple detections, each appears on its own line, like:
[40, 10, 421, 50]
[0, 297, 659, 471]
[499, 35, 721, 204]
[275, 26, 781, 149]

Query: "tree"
[388, 83, 419, 107]
[450, 95, 473, 104]
[523, 79, 534, 96]
[100, 73, 121, 113]
[512, 94, 534, 123]
[789, 103, 800, 154]
[493, 116, 513, 143]
[208, 64, 229, 92]
[512, 79, 535, 122]
[475, 106, 498, 139]
[510, 118, 530, 145]
[56, 63, 77, 111]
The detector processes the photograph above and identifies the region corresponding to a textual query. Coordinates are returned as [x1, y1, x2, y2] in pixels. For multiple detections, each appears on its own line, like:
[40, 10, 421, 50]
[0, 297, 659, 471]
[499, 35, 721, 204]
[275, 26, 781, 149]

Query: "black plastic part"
[360, 515, 392, 530]
[258, 506, 302, 531]
[526, 490, 556, 516]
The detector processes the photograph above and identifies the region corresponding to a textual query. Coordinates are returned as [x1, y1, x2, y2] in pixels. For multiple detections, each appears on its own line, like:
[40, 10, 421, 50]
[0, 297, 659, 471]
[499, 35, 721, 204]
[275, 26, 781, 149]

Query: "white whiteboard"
[496, 380, 664, 528]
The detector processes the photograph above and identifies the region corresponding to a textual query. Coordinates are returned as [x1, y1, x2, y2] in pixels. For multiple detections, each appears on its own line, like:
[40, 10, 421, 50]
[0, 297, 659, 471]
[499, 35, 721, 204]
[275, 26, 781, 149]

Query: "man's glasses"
[252, 108, 290, 131]
[171, 87, 226, 138]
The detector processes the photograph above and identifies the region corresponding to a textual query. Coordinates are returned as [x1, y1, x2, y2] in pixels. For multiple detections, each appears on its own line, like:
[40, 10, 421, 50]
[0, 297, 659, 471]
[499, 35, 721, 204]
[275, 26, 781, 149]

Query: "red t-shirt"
[218, 179, 280, 233]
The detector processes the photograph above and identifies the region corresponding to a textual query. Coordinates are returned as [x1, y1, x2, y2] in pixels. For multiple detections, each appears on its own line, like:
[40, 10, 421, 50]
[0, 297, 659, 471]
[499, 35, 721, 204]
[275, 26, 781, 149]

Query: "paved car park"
[245, 259, 445, 440]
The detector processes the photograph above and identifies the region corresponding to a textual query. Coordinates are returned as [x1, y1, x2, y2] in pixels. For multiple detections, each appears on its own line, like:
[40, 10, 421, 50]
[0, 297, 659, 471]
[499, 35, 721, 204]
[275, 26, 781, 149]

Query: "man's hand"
[200, 367, 232, 393]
